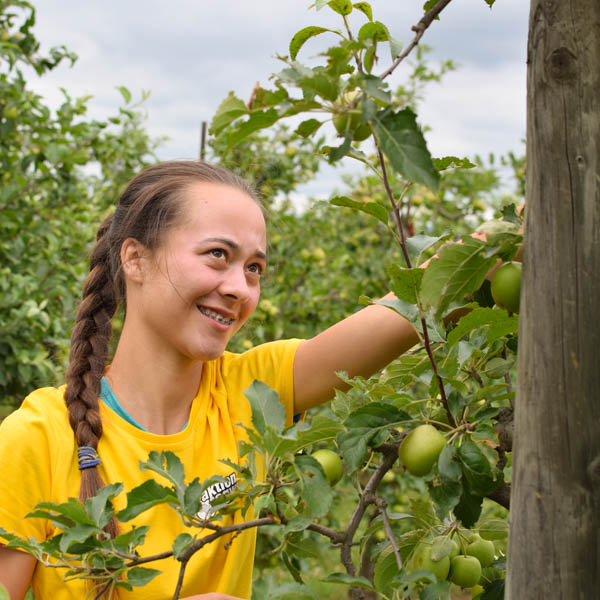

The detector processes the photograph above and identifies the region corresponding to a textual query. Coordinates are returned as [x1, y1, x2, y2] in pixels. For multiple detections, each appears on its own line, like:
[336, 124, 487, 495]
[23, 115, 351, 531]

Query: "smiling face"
[126, 181, 267, 363]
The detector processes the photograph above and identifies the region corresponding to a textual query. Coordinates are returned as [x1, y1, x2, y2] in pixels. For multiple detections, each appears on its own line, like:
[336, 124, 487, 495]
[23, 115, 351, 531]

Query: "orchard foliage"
[0, 0, 159, 407]
[0, 1, 524, 599]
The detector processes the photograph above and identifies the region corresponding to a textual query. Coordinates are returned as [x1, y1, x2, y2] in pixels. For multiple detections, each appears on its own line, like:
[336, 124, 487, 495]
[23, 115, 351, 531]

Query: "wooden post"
[508, 1, 600, 597]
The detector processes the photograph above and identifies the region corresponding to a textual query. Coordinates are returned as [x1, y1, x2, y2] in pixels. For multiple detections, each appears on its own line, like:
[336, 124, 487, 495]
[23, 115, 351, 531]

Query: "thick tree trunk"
[508, 1, 600, 598]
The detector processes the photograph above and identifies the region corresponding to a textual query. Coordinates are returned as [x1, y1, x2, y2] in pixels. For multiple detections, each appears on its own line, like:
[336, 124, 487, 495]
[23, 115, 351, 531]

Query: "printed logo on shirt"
[196, 472, 237, 520]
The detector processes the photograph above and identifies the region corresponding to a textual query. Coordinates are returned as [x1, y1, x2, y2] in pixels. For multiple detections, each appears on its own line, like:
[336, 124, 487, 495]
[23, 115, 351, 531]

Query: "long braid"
[64, 215, 118, 536]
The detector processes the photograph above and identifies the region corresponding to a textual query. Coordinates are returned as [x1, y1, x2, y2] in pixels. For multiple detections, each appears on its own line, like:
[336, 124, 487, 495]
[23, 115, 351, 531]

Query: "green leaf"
[289, 26, 331, 60]
[127, 567, 161, 587]
[373, 108, 440, 191]
[429, 476, 462, 520]
[327, 133, 352, 162]
[430, 537, 455, 562]
[295, 118, 323, 137]
[454, 488, 483, 528]
[172, 533, 193, 559]
[281, 551, 304, 584]
[327, 0, 353, 15]
[359, 75, 391, 104]
[338, 403, 409, 471]
[282, 516, 312, 535]
[285, 532, 322, 561]
[323, 573, 376, 590]
[295, 455, 334, 517]
[388, 265, 424, 304]
[407, 233, 450, 265]
[245, 379, 286, 435]
[112, 526, 150, 553]
[374, 546, 401, 597]
[29, 498, 92, 528]
[226, 109, 280, 150]
[301, 72, 339, 102]
[457, 441, 497, 496]
[117, 479, 178, 522]
[0, 584, 9, 600]
[140, 451, 186, 498]
[85, 483, 122, 528]
[274, 415, 343, 456]
[358, 21, 388, 42]
[117, 86, 131, 104]
[438, 445, 462, 482]
[59, 524, 100, 553]
[447, 307, 518, 347]
[433, 156, 476, 171]
[420, 580, 451, 600]
[330, 195, 388, 225]
[210, 92, 248, 135]
[481, 579, 505, 599]
[483, 0, 496, 7]
[420, 238, 497, 316]
[353, 2, 373, 21]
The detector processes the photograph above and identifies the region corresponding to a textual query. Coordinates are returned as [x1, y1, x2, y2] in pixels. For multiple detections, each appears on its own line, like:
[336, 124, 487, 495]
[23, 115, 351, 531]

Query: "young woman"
[0, 161, 420, 599]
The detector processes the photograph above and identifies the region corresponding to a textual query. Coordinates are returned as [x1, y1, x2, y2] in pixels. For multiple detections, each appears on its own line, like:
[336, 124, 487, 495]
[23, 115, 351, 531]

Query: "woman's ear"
[120, 238, 149, 284]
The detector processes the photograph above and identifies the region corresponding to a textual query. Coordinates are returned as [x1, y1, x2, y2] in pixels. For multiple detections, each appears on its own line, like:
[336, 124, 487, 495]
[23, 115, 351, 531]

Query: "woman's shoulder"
[1, 385, 70, 435]
[222, 338, 304, 367]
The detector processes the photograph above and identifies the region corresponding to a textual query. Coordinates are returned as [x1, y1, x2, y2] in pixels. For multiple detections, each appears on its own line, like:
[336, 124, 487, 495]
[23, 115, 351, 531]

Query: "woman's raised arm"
[293, 293, 419, 413]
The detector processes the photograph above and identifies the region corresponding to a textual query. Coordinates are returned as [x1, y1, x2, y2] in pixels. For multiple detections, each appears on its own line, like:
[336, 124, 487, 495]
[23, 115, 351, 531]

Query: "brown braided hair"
[64, 161, 259, 535]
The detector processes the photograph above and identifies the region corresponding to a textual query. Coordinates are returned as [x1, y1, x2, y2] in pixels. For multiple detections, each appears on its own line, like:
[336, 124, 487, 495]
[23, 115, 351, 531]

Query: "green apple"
[449, 555, 482, 588]
[410, 544, 450, 580]
[466, 534, 495, 568]
[491, 262, 521, 314]
[398, 424, 446, 476]
[311, 449, 343, 485]
[381, 470, 395, 484]
[332, 90, 371, 141]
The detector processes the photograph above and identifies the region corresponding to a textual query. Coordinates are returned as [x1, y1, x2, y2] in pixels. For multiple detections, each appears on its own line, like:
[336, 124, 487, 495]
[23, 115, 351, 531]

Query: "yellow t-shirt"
[0, 339, 302, 600]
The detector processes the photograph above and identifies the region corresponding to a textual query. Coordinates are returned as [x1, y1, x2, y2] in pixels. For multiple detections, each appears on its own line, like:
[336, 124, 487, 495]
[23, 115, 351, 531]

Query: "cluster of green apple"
[409, 530, 498, 592]
[332, 90, 371, 141]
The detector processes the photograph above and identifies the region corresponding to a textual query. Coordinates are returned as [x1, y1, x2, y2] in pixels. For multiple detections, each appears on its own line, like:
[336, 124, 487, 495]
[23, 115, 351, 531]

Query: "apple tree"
[0, 0, 159, 409]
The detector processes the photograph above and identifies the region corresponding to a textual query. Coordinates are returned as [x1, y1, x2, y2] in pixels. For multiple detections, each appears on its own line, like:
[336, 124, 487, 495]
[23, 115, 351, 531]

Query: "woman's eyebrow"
[203, 237, 267, 261]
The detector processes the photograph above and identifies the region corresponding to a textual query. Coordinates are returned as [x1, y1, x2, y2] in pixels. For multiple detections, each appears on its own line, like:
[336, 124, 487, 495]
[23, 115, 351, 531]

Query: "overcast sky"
[29, 0, 530, 196]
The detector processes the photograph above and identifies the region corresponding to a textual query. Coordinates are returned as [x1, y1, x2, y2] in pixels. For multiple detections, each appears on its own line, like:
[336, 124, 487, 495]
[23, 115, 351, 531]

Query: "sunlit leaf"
[289, 26, 332, 60]
[330, 195, 388, 225]
[244, 379, 286, 435]
[209, 92, 248, 135]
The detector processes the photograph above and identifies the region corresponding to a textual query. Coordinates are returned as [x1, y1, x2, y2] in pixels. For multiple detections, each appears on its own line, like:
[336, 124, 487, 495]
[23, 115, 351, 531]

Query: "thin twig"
[379, 0, 455, 80]
[375, 498, 403, 571]
[172, 560, 188, 600]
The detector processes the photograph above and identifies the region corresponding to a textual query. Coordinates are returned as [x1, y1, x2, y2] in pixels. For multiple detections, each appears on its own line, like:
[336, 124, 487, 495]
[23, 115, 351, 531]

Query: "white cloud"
[26, 0, 529, 196]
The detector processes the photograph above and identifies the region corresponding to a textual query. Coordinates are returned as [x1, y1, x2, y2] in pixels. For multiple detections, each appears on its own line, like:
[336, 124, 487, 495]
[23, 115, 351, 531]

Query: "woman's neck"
[105, 328, 203, 435]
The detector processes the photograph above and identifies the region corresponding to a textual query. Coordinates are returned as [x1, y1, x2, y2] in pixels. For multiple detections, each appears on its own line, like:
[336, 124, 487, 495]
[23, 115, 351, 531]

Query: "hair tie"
[78, 446, 101, 470]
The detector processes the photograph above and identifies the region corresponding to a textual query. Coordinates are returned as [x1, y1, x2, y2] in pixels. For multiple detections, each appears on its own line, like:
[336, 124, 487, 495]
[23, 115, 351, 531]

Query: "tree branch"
[379, 0, 455, 80]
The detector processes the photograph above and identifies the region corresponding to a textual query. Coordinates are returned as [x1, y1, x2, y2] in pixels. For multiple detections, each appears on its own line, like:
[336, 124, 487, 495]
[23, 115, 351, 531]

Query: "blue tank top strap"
[100, 376, 150, 432]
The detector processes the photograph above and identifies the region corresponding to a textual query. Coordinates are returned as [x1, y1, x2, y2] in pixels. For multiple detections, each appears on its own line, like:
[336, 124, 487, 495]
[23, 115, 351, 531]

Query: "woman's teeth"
[198, 306, 234, 325]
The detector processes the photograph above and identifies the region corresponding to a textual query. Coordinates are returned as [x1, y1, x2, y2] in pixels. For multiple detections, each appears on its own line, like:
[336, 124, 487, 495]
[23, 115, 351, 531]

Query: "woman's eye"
[209, 248, 226, 259]
[247, 263, 263, 275]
